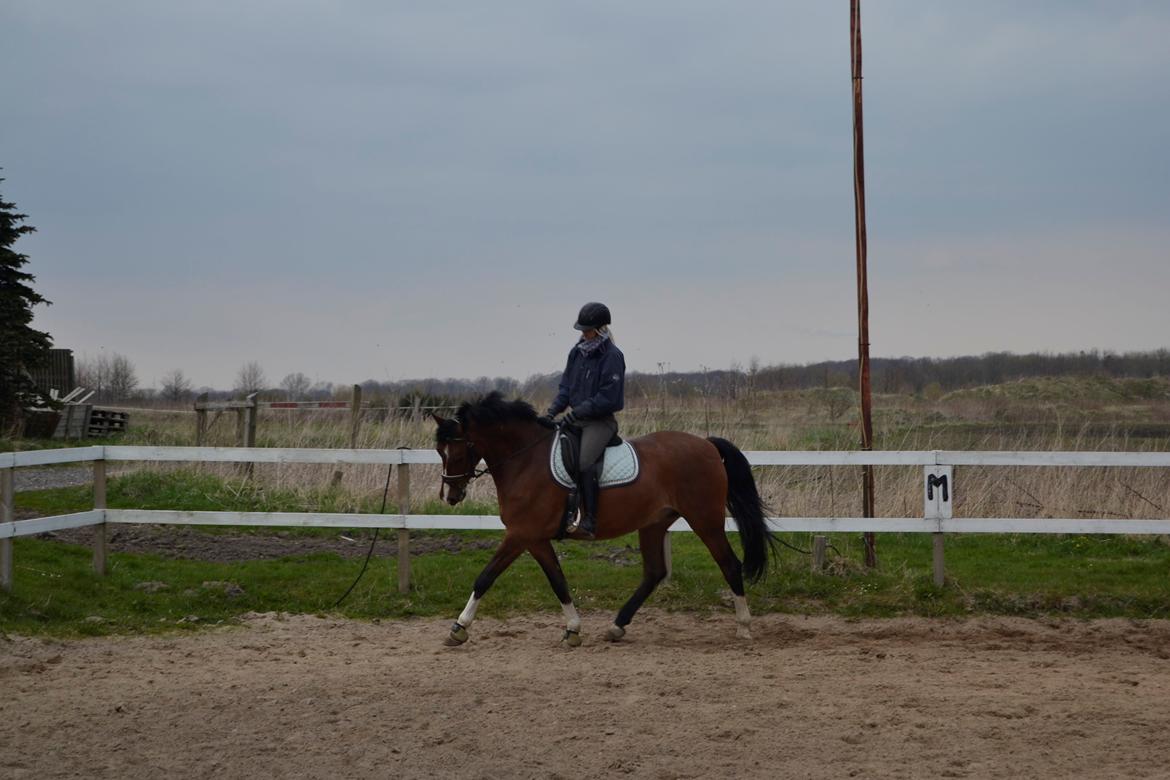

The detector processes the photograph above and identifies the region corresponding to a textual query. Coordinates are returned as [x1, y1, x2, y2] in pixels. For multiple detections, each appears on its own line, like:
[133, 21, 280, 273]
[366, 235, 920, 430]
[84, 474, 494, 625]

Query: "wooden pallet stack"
[86, 408, 128, 436]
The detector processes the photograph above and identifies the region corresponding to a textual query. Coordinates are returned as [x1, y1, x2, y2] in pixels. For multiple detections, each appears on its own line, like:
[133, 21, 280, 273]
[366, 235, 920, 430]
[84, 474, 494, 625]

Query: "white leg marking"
[561, 601, 581, 633]
[458, 593, 480, 628]
[734, 595, 753, 639]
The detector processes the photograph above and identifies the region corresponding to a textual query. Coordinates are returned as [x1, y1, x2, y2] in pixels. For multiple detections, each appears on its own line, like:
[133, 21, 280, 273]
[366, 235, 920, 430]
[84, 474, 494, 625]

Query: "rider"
[543, 302, 626, 540]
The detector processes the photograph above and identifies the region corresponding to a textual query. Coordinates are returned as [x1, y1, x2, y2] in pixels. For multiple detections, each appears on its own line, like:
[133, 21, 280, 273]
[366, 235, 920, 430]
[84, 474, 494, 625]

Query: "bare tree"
[725, 360, 743, 401]
[76, 354, 109, 396]
[747, 355, 761, 399]
[234, 361, 267, 396]
[106, 354, 138, 401]
[280, 372, 312, 400]
[76, 352, 137, 400]
[108, 354, 138, 400]
[160, 369, 193, 402]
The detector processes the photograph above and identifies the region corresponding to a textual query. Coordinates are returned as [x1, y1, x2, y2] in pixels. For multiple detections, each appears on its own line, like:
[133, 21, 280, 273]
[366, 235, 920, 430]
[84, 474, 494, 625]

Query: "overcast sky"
[4, 2, 1168, 390]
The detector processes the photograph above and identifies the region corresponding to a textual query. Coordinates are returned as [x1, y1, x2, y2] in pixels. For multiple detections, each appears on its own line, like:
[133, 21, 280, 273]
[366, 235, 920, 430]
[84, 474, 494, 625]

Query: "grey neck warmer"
[576, 331, 609, 356]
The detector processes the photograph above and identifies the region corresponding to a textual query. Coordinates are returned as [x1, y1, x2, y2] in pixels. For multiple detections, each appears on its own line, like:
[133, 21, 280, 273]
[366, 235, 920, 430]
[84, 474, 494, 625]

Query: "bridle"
[438, 420, 557, 499]
[439, 437, 489, 485]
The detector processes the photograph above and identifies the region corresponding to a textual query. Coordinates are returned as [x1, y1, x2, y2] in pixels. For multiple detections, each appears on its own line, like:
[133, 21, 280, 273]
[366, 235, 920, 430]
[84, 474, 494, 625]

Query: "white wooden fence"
[2, 446, 1169, 594]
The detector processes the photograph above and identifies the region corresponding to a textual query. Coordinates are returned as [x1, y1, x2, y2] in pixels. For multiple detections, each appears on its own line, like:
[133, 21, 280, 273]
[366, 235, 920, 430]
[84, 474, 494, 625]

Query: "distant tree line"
[342, 349, 1170, 406]
[620, 349, 1170, 401]
[765, 350, 1170, 396]
[63, 348, 1170, 408]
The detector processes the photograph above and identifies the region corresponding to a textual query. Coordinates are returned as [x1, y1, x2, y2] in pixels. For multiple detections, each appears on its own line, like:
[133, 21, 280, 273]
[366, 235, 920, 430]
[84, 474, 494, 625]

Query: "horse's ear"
[431, 412, 445, 424]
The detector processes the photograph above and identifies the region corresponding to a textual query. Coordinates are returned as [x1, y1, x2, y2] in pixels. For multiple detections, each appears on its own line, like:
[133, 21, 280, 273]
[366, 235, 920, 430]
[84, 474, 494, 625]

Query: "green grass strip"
[4, 471, 1169, 637]
[3, 531, 1168, 638]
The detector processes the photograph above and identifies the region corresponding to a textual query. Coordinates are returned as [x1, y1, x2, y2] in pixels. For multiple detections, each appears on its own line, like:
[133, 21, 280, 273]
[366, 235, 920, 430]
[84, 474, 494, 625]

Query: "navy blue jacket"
[548, 339, 625, 419]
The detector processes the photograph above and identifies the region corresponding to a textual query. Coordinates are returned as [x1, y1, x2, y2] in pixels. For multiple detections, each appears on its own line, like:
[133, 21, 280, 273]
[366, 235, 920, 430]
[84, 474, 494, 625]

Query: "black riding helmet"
[573, 302, 612, 331]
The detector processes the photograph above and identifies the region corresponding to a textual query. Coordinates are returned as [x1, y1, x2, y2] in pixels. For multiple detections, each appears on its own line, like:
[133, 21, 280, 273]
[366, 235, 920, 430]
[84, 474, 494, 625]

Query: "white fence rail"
[6, 445, 1168, 469]
[2, 446, 1168, 593]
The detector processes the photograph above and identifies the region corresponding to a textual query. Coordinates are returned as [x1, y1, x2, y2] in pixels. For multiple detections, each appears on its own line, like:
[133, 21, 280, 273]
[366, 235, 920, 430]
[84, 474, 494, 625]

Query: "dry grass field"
[97, 376, 1170, 526]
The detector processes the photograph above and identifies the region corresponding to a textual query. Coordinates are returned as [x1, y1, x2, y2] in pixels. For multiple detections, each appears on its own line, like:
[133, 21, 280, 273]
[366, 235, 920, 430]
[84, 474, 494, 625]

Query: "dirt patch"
[3, 611, 1169, 779]
[38, 525, 497, 562]
[13, 465, 95, 492]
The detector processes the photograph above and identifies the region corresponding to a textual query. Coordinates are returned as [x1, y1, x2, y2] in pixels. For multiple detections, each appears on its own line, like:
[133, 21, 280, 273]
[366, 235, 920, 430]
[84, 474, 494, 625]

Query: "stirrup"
[567, 516, 595, 540]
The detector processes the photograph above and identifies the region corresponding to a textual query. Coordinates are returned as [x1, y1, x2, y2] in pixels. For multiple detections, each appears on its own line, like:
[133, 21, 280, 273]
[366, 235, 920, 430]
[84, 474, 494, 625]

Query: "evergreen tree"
[0, 175, 53, 433]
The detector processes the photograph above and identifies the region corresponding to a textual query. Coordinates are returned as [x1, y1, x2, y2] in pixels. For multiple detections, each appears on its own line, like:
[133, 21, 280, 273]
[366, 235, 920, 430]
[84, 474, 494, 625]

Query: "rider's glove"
[563, 410, 580, 426]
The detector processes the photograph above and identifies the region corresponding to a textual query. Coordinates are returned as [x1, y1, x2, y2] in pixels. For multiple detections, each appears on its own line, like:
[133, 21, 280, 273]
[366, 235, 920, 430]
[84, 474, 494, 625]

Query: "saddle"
[550, 428, 639, 490]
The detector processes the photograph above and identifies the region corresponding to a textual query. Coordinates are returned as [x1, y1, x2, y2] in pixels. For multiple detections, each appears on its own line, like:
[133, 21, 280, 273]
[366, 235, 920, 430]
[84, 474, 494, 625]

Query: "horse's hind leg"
[529, 540, 582, 647]
[607, 519, 673, 642]
[691, 521, 753, 639]
[445, 536, 525, 646]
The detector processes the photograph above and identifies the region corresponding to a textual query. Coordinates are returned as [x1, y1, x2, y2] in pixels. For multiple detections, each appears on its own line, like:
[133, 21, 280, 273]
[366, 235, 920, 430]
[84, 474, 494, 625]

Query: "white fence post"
[1, 467, 13, 592]
[397, 463, 411, 594]
[93, 459, 107, 575]
[924, 465, 953, 587]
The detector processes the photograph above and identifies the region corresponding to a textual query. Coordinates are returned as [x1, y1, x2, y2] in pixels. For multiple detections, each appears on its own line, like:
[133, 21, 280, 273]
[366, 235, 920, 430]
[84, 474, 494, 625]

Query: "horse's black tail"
[708, 437, 777, 584]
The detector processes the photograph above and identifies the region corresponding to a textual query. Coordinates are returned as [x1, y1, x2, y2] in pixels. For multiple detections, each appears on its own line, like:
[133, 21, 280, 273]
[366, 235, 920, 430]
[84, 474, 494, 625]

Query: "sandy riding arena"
[3, 612, 1169, 779]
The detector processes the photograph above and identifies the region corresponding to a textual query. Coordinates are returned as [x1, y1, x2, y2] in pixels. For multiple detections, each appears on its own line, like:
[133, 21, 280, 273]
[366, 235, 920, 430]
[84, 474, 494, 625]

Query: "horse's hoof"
[444, 623, 469, 646]
[606, 625, 626, 642]
[736, 626, 753, 640]
[562, 629, 582, 647]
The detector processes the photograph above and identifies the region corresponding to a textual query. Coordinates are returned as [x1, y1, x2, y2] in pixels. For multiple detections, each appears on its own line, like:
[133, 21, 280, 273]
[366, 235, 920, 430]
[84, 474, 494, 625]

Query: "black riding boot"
[574, 463, 602, 541]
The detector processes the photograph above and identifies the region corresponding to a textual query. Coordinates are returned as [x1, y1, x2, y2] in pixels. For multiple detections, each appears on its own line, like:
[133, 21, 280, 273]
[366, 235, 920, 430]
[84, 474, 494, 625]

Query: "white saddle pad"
[550, 435, 640, 490]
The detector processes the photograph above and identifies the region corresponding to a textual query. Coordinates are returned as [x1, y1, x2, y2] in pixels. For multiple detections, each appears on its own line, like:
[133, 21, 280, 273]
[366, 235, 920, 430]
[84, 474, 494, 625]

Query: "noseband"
[439, 437, 489, 483]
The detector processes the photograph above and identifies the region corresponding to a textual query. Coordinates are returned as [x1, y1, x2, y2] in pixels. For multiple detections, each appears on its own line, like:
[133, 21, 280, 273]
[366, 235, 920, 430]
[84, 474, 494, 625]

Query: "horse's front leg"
[608, 520, 671, 641]
[444, 535, 525, 646]
[528, 540, 582, 647]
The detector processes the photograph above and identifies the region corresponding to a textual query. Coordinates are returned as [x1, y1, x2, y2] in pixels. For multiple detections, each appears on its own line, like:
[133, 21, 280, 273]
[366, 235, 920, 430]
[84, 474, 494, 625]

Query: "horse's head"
[432, 412, 482, 505]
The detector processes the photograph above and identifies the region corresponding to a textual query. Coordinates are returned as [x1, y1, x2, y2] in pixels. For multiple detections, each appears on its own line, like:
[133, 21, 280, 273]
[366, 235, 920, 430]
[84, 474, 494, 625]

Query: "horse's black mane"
[435, 391, 552, 443]
[458, 391, 539, 426]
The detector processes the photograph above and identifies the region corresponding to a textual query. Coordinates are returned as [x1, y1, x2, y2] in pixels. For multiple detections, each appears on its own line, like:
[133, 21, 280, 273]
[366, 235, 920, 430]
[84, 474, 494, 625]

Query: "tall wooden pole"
[851, 0, 877, 567]
[332, 384, 363, 488]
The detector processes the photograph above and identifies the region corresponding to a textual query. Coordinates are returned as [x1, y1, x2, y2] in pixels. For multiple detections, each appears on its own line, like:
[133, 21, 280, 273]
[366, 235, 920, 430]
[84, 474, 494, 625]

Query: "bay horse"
[433, 392, 777, 646]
